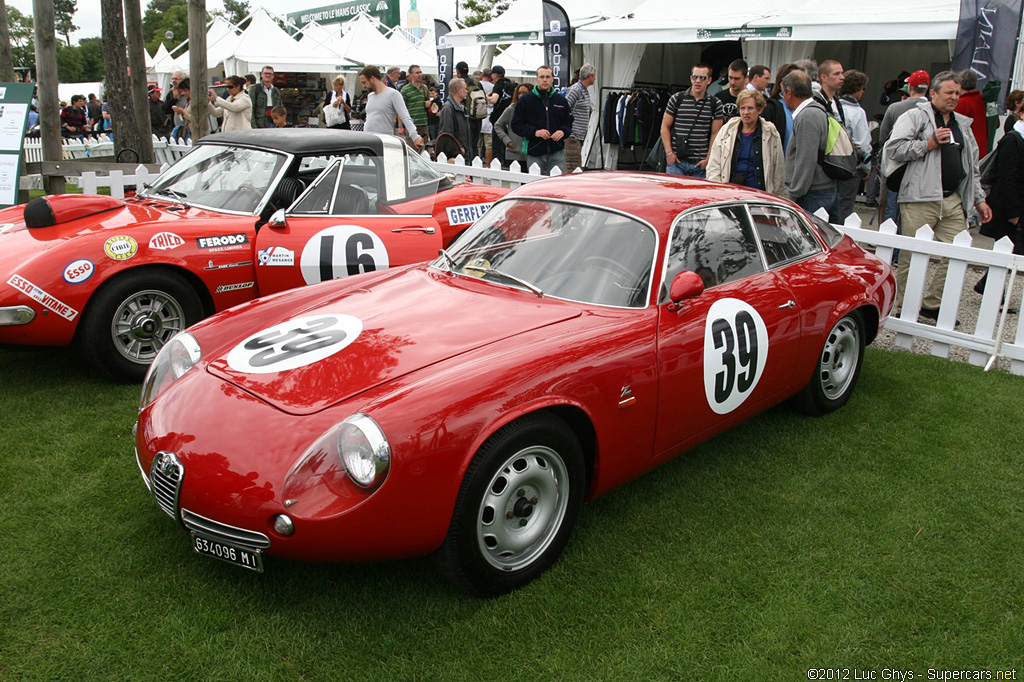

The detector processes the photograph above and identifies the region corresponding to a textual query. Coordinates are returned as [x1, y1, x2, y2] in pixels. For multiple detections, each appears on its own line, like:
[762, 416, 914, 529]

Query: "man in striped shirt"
[564, 64, 596, 171]
[660, 63, 725, 177]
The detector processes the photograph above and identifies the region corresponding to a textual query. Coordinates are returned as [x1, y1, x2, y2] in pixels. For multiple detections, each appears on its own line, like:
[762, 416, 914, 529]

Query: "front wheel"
[793, 312, 865, 415]
[433, 413, 585, 597]
[78, 270, 203, 382]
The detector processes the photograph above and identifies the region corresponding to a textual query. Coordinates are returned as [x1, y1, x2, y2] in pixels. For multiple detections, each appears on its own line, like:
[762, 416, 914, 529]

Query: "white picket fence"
[20, 135, 193, 189]
[425, 152, 578, 188]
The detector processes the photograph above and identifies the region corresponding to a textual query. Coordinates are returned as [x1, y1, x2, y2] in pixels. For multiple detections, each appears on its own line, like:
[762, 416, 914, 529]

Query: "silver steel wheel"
[477, 445, 570, 572]
[109, 289, 186, 364]
[819, 316, 861, 401]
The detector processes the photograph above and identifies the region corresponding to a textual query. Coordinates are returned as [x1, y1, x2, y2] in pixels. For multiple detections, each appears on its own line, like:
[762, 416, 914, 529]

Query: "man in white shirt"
[358, 66, 424, 149]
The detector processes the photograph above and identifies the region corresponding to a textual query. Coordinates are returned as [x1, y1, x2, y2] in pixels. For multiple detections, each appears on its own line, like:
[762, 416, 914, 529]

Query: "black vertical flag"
[952, 0, 1024, 108]
[542, 0, 571, 90]
[436, 20, 454, 105]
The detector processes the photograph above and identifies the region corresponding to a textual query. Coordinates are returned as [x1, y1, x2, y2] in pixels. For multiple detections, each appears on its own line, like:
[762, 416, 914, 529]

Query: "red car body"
[0, 130, 507, 380]
[135, 173, 895, 595]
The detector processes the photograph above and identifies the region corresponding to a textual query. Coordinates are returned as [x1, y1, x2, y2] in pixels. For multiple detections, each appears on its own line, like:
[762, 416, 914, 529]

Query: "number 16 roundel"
[703, 298, 769, 415]
[300, 225, 390, 285]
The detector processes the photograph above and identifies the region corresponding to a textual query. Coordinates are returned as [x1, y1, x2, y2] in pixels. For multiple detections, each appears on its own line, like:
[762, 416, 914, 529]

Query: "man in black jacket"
[510, 65, 573, 175]
[437, 78, 472, 161]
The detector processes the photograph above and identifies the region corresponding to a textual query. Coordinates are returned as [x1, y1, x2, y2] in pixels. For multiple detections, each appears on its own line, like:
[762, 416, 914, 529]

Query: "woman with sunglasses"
[208, 75, 253, 132]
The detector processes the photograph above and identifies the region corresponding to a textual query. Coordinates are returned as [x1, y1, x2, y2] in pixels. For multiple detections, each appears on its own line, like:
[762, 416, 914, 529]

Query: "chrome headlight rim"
[139, 331, 202, 410]
[337, 413, 391, 489]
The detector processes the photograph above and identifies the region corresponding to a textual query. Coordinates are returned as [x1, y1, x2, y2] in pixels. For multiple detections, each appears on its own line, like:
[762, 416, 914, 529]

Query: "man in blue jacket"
[511, 65, 574, 175]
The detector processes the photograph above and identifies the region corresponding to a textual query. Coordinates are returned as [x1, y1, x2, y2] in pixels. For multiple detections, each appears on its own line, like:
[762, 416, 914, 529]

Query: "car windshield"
[438, 199, 657, 308]
[142, 144, 288, 214]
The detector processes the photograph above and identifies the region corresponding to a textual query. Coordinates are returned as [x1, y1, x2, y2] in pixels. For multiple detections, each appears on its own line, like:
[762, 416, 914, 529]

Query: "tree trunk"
[101, 0, 143, 162]
[124, 0, 154, 162]
[187, 0, 209, 141]
[33, 0, 64, 194]
[0, 0, 18, 82]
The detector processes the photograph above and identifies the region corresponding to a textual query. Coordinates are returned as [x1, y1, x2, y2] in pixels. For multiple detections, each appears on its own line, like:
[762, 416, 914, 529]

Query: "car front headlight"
[338, 413, 390, 488]
[140, 331, 202, 410]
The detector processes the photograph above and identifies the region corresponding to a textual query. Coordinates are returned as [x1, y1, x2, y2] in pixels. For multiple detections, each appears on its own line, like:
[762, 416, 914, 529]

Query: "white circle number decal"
[300, 225, 389, 285]
[703, 299, 769, 415]
[226, 313, 363, 374]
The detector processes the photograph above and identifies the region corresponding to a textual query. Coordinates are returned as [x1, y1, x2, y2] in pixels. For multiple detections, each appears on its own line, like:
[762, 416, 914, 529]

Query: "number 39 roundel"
[226, 313, 363, 374]
[703, 298, 769, 415]
[300, 225, 390, 285]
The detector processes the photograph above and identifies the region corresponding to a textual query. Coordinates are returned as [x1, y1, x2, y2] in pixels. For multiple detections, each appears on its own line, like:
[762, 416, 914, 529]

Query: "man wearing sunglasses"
[660, 63, 724, 177]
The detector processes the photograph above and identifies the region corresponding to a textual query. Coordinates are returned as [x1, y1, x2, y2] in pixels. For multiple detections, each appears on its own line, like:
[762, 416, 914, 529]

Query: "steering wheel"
[580, 256, 635, 284]
[237, 184, 264, 204]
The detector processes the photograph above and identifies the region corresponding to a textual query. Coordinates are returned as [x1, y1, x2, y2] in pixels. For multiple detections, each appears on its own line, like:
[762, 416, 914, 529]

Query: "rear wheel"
[794, 312, 864, 415]
[78, 270, 203, 382]
[433, 413, 585, 597]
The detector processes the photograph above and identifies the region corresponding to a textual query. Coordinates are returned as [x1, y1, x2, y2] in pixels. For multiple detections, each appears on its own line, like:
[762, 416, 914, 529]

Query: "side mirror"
[268, 209, 287, 228]
[668, 271, 705, 305]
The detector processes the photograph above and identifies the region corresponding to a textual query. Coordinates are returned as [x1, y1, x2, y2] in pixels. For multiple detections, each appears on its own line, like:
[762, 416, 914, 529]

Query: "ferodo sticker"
[196, 233, 249, 251]
[446, 202, 494, 226]
[62, 258, 95, 284]
[704, 298, 769, 415]
[7, 274, 78, 320]
[149, 232, 185, 250]
[257, 246, 295, 266]
[226, 313, 363, 373]
[300, 225, 389, 285]
[104, 235, 138, 260]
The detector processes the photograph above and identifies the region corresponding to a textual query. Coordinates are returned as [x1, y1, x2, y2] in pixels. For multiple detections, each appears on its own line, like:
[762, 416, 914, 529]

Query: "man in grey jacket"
[781, 70, 840, 221]
[883, 70, 992, 318]
[877, 70, 930, 224]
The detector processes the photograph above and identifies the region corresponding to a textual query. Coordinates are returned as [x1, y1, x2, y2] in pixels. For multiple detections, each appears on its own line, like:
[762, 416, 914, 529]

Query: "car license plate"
[191, 533, 263, 573]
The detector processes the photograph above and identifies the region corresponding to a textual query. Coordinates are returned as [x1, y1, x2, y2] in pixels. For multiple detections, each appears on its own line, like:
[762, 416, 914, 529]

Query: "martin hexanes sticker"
[104, 235, 138, 261]
[446, 202, 493, 226]
[703, 298, 769, 415]
[7, 274, 78, 320]
[149, 232, 185, 250]
[257, 245, 295, 266]
[226, 312, 363, 374]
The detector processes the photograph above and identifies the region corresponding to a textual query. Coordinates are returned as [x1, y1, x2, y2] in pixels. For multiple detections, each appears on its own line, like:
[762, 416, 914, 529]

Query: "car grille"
[181, 509, 271, 549]
[149, 451, 184, 519]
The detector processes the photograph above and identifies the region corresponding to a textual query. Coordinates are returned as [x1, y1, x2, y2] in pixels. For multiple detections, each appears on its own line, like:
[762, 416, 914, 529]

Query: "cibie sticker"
[104, 235, 138, 260]
[149, 232, 185, 250]
[703, 298, 769, 415]
[62, 258, 95, 284]
[300, 225, 389, 285]
[226, 313, 363, 374]
[446, 202, 493, 226]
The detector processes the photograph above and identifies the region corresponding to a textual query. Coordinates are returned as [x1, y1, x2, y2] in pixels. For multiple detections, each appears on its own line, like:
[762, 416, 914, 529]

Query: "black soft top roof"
[196, 129, 388, 155]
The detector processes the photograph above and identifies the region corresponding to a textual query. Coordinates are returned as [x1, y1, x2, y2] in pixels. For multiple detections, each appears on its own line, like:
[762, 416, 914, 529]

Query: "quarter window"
[665, 206, 764, 291]
[749, 205, 822, 266]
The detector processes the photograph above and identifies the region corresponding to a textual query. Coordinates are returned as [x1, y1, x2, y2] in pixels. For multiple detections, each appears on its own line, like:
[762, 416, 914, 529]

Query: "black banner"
[542, 0, 571, 91]
[435, 20, 454, 105]
[951, 0, 1023, 109]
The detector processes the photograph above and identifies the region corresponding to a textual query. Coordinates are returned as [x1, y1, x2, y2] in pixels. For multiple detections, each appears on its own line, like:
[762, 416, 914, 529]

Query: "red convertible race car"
[0, 130, 507, 380]
[135, 173, 895, 596]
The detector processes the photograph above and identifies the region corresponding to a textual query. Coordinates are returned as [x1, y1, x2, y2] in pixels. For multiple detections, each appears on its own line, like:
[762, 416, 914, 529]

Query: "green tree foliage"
[78, 37, 105, 81]
[54, 0, 79, 46]
[6, 5, 33, 71]
[213, 0, 251, 29]
[56, 44, 84, 82]
[143, 0, 190, 54]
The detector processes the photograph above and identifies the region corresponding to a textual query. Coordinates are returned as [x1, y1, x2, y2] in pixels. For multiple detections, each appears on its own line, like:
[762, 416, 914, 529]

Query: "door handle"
[778, 300, 796, 309]
[391, 226, 436, 234]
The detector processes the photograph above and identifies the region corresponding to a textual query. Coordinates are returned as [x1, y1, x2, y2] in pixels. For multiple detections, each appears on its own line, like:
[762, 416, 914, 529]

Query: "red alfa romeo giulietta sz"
[134, 172, 895, 596]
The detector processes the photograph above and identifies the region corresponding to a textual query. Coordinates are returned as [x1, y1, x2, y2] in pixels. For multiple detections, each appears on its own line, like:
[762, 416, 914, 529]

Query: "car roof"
[506, 171, 796, 228]
[197, 129, 389, 155]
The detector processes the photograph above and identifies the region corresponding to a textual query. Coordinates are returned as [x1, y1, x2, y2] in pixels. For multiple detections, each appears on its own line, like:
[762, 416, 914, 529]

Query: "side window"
[665, 206, 764, 292]
[749, 205, 823, 266]
[290, 156, 381, 216]
[808, 211, 845, 248]
[291, 163, 340, 215]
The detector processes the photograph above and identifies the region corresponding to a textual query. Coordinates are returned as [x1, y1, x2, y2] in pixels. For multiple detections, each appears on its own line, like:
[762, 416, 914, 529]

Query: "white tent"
[222, 9, 357, 75]
[205, 15, 243, 70]
[443, 0, 647, 46]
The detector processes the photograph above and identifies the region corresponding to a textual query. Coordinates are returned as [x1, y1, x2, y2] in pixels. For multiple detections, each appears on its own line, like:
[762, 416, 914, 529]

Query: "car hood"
[204, 267, 582, 415]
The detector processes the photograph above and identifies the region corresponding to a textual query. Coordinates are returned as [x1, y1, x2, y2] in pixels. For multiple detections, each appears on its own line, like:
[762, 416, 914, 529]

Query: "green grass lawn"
[1, 345, 1021, 680]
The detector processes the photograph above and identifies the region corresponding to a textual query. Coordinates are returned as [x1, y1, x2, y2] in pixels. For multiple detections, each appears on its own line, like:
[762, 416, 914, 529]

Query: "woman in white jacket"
[208, 76, 253, 132]
[706, 89, 785, 196]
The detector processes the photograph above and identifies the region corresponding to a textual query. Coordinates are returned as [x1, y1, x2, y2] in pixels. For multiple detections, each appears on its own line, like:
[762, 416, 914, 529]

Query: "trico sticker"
[104, 235, 138, 261]
[226, 313, 363, 373]
[215, 282, 255, 293]
[196, 233, 249, 251]
[257, 246, 295, 266]
[703, 298, 769, 415]
[7, 274, 79, 320]
[445, 202, 493, 226]
[300, 225, 389, 285]
[62, 258, 95, 284]
[148, 232, 185, 250]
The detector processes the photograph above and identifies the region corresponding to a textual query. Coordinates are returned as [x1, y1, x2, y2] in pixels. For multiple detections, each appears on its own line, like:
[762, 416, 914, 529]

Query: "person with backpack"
[511, 65, 574, 175]
[780, 70, 840, 221]
[488, 65, 516, 165]
[436, 78, 473, 162]
[455, 61, 485, 159]
[660, 63, 725, 177]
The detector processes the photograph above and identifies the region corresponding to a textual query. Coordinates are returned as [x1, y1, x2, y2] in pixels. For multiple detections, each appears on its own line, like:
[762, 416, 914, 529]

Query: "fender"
[23, 195, 125, 229]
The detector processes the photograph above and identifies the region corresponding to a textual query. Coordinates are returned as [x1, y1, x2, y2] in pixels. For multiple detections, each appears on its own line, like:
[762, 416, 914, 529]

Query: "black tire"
[793, 312, 865, 416]
[433, 412, 585, 597]
[78, 269, 203, 382]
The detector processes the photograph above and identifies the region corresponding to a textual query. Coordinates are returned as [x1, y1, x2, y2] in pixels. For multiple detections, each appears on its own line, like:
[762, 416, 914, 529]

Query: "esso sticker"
[62, 258, 95, 284]
[300, 225, 389, 285]
[703, 298, 769, 415]
[226, 313, 363, 374]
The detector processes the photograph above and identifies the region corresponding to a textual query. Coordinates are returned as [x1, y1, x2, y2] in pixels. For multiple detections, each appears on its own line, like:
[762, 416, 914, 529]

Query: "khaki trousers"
[564, 137, 583, 172]
[895, 193, 968, 312]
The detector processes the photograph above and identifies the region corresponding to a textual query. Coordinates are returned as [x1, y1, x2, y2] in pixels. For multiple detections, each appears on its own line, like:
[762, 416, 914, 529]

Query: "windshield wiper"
[464, 262, 544, 298]
[437, 248, 458, 275]
[155, 188, 190, 208]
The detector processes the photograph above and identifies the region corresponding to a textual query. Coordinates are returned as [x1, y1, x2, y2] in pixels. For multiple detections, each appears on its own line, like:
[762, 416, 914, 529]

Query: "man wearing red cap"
[148, 85, 170, 138]
[878, 70, 931, 224]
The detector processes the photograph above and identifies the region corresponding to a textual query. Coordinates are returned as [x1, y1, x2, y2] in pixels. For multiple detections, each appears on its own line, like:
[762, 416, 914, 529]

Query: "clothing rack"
[597, 83, 673, 170]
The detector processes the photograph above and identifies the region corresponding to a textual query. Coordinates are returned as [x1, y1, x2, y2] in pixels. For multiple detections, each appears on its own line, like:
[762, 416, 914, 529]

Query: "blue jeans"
[667, 160, 706, 178]
[883, 187, 900, 225]
[796, 187, 841, 224]
[527, 150, 567, 175]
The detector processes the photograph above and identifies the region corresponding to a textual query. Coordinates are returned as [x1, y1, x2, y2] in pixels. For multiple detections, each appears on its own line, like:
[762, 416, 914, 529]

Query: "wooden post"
[0, 0, 18, 82]
[187, 0, 209, 141]
[32, 0, 64, 194]
[101, 0, 144, 162]
[124, 0, 154, 163]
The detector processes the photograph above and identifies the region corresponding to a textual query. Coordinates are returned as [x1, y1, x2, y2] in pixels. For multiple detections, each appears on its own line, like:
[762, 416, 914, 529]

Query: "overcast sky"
[9, 0, 459, 44]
